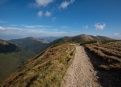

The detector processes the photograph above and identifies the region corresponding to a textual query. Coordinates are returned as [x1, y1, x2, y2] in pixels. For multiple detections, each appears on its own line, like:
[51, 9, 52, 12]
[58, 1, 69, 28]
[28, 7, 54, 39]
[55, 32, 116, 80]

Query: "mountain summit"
[49, 34, 113, 46]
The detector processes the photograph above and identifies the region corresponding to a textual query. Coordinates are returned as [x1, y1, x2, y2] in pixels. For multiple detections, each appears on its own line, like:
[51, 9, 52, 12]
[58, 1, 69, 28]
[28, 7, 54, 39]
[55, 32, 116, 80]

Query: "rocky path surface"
[61, 46, 101, 87]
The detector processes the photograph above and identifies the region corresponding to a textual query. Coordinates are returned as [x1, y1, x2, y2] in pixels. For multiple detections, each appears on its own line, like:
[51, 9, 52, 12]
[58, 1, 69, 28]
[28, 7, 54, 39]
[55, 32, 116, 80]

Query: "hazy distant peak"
[15, 37, 50, 44]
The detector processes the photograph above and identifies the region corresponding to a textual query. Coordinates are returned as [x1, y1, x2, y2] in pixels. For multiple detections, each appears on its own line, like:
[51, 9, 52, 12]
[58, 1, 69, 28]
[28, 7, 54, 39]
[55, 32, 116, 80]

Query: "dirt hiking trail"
[61, 46, 101, 87]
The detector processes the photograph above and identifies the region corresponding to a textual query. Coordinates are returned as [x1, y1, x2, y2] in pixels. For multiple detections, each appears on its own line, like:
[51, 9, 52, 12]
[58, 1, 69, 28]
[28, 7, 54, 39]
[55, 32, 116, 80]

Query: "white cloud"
[0, 26, 24, 32]
[95, 23, 106, 30]
[82, 25, 88, 29]
[45, 11, 51, 17]
[60, 1, 70, 9]
[37, 11, 52, 17]
[60, 0, 75, 9]
[0, 26, 6, 31]
[35, 0, 54, 7]
[37, 11, 43, 17]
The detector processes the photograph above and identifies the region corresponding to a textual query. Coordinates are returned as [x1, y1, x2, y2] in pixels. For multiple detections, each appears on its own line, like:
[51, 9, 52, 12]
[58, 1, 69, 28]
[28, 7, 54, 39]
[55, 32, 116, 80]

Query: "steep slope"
[1, 44, 75, 87]
[0, 40, 35, 83]
[10, 37, 49, 54]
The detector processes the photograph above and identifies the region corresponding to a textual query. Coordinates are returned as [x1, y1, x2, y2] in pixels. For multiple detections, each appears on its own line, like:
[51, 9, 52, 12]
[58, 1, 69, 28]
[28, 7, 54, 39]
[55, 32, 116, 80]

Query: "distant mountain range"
[10, 37, 49, 54]
[9, 34, 113, 54]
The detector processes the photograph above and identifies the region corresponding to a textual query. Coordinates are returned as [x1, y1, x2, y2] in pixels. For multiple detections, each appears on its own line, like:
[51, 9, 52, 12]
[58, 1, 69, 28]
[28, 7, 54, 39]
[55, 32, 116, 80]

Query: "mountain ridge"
[25, 37, 50, 43]
[48, 34, 113, 46]
[9, 37, 49, 54]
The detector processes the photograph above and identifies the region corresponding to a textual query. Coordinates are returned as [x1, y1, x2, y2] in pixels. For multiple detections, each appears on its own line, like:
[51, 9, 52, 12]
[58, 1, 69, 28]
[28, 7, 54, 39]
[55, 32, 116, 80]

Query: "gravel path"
[61, 46, 101, 87]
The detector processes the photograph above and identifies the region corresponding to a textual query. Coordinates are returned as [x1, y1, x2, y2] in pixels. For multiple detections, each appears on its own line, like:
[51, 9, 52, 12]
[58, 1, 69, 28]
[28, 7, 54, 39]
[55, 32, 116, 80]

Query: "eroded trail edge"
[61, 46, 101, 87]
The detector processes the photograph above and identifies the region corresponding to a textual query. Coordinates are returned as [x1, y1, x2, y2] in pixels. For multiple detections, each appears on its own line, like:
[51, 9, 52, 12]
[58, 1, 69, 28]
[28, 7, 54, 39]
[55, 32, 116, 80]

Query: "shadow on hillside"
[84, 47, 121, 87]
[0, 43, 20, 53]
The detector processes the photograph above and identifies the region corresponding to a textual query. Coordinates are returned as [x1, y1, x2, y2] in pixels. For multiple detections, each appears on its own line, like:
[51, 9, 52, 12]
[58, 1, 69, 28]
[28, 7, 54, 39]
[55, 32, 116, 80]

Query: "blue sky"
[0, 0, 121, 40]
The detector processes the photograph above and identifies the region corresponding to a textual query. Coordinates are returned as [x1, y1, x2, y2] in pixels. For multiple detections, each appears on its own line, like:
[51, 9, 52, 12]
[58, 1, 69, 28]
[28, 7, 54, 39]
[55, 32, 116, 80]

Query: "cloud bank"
[0, 25, 69, 40]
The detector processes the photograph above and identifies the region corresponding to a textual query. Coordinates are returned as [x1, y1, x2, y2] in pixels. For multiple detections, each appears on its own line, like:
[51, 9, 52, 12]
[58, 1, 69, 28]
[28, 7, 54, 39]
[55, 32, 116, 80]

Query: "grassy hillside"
[10, 37, 49, 54]
[84, 41, 121, 87]
[1, 44, 75, 87]
[85, 41, 121, 70]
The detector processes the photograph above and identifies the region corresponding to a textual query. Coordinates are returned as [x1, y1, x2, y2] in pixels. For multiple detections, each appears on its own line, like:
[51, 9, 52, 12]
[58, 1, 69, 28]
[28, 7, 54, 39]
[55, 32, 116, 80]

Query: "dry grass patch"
[85, 41, 121, 70]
